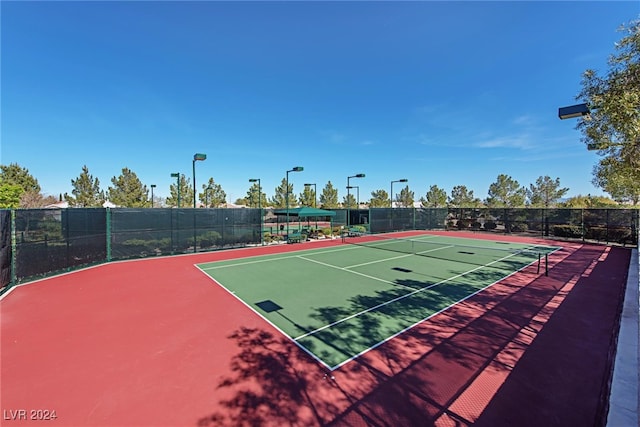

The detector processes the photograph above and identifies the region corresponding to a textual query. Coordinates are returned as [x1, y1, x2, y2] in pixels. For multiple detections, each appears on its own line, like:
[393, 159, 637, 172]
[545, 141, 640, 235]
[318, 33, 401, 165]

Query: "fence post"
[106, 207, 111, 262]
[10, 209, 16, 285]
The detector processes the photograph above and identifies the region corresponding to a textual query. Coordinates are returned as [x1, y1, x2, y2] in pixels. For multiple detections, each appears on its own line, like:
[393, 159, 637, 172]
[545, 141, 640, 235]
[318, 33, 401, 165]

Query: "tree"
[397, 185, 414, 208]
[592, 156, 640, 205]
[577, 19, 640, 198]
[448, 185, 482, 207]
[369, 189, 390, 208]
[319, 181, 339, 209]
[106, 167, 149, 207]
[20, 192, 57, 208]
[485, 174, 526, 208]
[561, 194, 619, 208]
[0, 163, 41, 194]
[526, 176, 569, 208]
[270, 178, 297, 209]
[246, 182, 267, 208]
[66, 165, 104, 207]
[200, 178, 226, 207]
[166, 174, 193, 208]
[421, 185, 447, 208]
[0, 184, 23, 208]
[299, 185, 316, 207]
[343, 193, 356, 209]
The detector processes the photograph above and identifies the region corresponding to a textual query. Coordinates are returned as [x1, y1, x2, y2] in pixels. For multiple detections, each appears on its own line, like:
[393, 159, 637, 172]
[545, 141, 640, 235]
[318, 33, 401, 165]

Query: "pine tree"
[397, 185, 414, 207]
[422, 185, 447, 208]
[369, 189, 390, 207]
[485, 174, 526, 208]
[319, 181, 339, 209]
[200, 178, 226, 207]
[166, 174, 193, 208]
[107, 167, 149, 207]
[66, 165, 104, 207]
[270, 178, 297, 208]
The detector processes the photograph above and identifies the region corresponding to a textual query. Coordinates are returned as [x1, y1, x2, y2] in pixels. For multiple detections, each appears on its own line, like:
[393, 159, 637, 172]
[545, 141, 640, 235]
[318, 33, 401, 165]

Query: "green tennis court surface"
[198, 233, 559, 370]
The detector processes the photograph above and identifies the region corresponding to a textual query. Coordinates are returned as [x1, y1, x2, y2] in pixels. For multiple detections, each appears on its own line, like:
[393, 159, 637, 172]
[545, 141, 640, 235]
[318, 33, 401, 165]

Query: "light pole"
[249, 178, 262, 244]
[249, 178, 261, 210]
[305, 182, 317, 231]
[205, 185, 213, 208]
[390, 178, 407, 232]
[390, 179, 408, 208]
[347, 185, 360, 208]
[192, 153, 207, 208]
[286, 166, 304, 236]
[150, 184, 156, 208]
[170, 173, 180, 208]
[347, 173, 365, 227]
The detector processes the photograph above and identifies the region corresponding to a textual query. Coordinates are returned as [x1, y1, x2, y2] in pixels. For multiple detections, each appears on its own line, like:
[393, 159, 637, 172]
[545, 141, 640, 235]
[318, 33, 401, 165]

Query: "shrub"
[483, 220, 497, 230]
[457, 219, 471, 229]
[198, 231, 222, 248]
[510, 222, 528, 232]
[552, 225, 582, 238]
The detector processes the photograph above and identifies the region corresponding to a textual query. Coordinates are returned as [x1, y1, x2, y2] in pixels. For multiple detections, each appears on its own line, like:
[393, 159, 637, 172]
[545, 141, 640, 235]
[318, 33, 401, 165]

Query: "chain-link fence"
[1, 207, 637, 292]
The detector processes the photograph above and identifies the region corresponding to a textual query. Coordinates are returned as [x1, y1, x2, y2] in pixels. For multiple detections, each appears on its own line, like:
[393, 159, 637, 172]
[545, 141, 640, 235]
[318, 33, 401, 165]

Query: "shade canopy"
[272, 207, 336, 218]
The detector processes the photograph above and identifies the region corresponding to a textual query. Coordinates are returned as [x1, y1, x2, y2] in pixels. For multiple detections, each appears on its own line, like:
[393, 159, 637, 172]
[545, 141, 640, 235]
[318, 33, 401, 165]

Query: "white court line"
[199, 245, 359, 270]
[344, 245, 455, 269]
[296, 255, 417, 292]
[293, 248, 529, 342]
[194, 264, 334, 371]
[199, 233, 453, 271]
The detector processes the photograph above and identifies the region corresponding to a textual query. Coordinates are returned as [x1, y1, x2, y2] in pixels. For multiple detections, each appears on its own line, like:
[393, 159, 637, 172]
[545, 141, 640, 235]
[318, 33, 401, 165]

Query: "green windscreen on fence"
[0, 210, 11, 289]
[14, 208, 107, 281]
[369, 208, 447, 233]
[109, 208, 262, 259]
[1, 206, 637, 289]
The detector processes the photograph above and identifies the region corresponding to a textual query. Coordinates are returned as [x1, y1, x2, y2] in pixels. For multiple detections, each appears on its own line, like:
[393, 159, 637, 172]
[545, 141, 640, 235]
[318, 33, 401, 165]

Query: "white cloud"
[475, 134, 534, 150]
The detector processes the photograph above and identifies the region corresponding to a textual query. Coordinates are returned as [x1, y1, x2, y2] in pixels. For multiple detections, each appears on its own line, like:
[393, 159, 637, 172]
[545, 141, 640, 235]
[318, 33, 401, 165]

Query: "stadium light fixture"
[192, 153, 207, 208]
[286, 166, 304, 236]
[558, 103, 590, 120]
[170, 173, 180, 208]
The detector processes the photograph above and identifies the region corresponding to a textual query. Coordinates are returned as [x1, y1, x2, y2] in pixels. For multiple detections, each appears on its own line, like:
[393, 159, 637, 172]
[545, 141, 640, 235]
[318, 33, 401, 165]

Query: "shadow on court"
[197, 244, 629, 426]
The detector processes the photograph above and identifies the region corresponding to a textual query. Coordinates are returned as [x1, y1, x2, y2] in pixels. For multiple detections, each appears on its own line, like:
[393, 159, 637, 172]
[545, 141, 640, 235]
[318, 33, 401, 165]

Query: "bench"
[286, 231, 307, 244]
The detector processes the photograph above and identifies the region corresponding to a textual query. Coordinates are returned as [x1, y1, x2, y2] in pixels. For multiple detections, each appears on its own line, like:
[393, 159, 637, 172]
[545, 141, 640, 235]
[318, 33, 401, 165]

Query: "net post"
[537, 252, 541, 274]
[545, 253, 549, 276]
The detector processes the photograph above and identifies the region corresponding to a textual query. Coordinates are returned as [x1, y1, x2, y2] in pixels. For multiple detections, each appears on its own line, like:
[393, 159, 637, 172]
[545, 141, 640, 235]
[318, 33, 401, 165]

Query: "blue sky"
[2, 1, 638, 204]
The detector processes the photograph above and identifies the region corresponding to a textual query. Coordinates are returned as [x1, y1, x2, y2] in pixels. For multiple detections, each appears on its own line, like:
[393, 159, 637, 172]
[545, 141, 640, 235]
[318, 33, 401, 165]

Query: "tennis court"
[1, 230, 633, 426]
[198, 233, 559, 369]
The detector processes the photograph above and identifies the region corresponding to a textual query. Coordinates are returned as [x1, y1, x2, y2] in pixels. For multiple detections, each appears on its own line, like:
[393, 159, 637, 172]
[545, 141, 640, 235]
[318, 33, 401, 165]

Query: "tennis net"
[343, 232, 552, 274]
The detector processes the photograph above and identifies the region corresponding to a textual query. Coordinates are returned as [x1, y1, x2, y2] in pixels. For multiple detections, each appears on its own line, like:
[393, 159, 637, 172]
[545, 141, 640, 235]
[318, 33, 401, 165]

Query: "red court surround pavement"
[0, 232, 631, 426]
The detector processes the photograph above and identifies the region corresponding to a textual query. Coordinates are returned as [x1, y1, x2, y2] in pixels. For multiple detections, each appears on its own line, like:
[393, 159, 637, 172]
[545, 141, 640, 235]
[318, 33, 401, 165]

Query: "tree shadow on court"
[197, 326, 344, 426]
[304, 263, 571, 425]
[197, 246, 590, 426]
